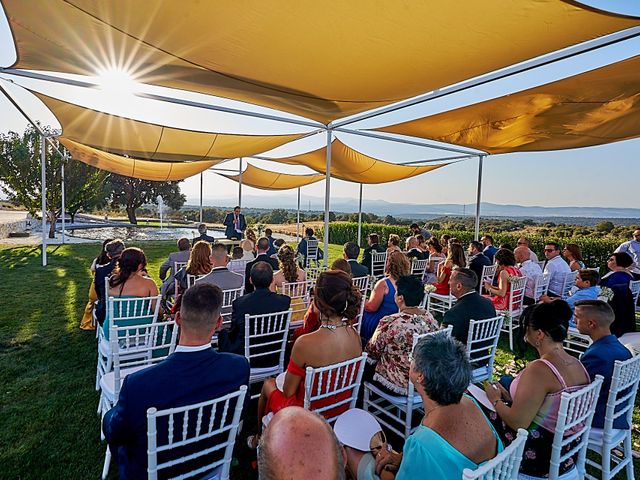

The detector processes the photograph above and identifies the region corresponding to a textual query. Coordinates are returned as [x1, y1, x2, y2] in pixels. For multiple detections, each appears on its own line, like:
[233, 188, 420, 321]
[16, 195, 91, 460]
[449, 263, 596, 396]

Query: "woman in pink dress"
[484, 248, 522, 311]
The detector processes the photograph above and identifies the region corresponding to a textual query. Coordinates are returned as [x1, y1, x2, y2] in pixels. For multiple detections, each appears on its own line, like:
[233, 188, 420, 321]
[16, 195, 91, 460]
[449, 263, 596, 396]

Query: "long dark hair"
[96, 238, 113, 265]
[109, 248, 146, 290]
[516, 301, 572, 356]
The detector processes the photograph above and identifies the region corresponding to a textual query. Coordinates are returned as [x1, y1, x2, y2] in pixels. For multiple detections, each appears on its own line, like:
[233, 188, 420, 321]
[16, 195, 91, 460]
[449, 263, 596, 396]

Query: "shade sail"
[4, 1, 639, 123]
[59, 137, 216, 181]
[33, 93, 304, 161]
[376, 56, 640, 154]
[222, 163, 324, 190]
[265, 140, 446, 184]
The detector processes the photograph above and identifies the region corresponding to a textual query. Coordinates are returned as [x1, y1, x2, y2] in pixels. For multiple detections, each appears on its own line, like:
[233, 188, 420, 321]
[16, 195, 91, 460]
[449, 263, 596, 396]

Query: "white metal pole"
[357, 183, 363, 246]
[296, 187, 301, 242]
[199, 172, 203, 223]
[40, 135, 47, 266]
[238, 158, 243, 208]
[474, 155, 485, 241]
[61, 156, 66, 244]
[323, 130, 332, 268]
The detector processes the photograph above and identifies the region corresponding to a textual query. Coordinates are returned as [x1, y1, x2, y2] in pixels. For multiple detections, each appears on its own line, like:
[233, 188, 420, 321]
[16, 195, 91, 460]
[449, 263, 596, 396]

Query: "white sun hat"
[333, 408, 382, 452]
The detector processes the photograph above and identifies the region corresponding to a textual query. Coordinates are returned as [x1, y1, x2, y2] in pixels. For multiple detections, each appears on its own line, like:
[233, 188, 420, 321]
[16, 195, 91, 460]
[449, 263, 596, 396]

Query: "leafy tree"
[108, 174, 186, 224]
[595, 221, 614, 233]
[0, 127, 109, 237]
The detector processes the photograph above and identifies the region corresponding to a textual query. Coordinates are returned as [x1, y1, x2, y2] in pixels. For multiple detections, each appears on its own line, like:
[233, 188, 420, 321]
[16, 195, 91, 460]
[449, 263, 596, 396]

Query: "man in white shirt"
[543, 242, 571, 297]
[516, 236, 539, 263]
[615, 229, 640, 276]
[515, 246, 542, 305]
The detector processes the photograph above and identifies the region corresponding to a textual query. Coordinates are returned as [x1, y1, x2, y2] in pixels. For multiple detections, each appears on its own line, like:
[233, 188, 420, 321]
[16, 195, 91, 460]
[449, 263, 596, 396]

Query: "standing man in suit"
[244, 237, 280, 293]
[103, 283, 250, 480]
[466, 241, 491, 292]
[360, 233, 385, 272]
[223, 206, 246, 240]
[159, 237, 192, 297]
[442, 268, 496, 343]
[343, 242, 369, 278]
[196, 243, 244, 291]
[218, 262, 291, 359]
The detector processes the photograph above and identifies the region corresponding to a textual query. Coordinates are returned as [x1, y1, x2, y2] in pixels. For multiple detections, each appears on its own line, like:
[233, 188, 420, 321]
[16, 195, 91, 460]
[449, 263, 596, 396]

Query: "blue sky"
[0, 1, 639, 210]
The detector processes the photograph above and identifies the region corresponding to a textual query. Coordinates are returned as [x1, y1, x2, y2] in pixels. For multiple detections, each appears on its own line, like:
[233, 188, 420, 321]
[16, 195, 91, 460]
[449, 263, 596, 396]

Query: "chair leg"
[508, 321, 514, 351]
[624, 433, 634, 480]
[101, 445, 111, 480]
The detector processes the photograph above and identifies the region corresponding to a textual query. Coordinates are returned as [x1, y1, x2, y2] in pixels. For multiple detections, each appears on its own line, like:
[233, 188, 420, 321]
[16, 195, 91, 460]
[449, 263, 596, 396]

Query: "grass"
[0, 241, 637, 478]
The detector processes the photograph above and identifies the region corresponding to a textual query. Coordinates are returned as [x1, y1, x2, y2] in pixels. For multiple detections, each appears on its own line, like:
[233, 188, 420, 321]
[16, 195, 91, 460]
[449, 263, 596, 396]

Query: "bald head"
[406, 236, 418, 250]
[514, 246, 530, 264]
[258, 407, 345, 480]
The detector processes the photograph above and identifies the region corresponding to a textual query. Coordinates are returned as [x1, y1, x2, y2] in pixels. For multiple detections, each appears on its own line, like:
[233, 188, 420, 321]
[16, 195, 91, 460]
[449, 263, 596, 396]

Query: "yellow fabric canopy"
[266, 140, 446, 184]
[4, 0, 638, 123]
[377, 56, 640, 154]
[222, 164, 324, 190]
[33, 93, 304, 161]
[59, 137, 216, 181]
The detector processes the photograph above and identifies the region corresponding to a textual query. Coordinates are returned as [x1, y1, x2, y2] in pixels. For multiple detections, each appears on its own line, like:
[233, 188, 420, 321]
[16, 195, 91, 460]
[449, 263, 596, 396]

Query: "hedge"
[319, 222, 623, 273]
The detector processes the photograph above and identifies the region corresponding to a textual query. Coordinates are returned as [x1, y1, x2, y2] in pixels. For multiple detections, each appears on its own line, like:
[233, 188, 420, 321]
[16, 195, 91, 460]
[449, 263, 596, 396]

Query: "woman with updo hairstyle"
[103, 247, 159, 339]
[174, 240, 212, 292]
[271, 244, 306, 291]
[483, 301, 590, 478]
[387, 234, 402, 253]
[253, 270, 362, 447]
[483, 248, 522, 311]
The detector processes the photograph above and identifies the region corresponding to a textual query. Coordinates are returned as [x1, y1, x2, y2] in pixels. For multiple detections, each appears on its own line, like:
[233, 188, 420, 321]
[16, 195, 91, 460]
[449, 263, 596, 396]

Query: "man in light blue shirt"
[542, 269, 600, 326]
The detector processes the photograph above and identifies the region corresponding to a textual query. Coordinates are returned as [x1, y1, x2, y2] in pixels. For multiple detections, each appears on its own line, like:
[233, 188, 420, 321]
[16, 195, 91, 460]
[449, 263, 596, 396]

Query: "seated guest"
[361, 233, 386, 272]
[484, 301, 589, 479]
[541, 269, 600, 326]
[448, 237, 462, 246]
[331, 258, 352, 276]
[218, 262, 290, 356]
[440, 234, 451, 257]
[423, 237, 445, 285]
[361, 251, 410, 342]
[374, 334, 503, 479]
[344, 241, 369, 278]
[271, 238, 285, 257]
[415, 234, 428, 255]
[231, 246, 244, 260]
[80, 238, 113, 330]
[387, 234, 402, 254]
[466, 241, 491, 291]
[103, 283, 250, 480]
[174, 241, 213, 292]
[196, 243, 243, 291]
[574, 300, 633, 429]
[514, 246, 542, 305]
[600, 252, 634, 288]
[483, 248, 522, 311]
[159, 237, 192, 297]
[443, 268, 496, 344]
[365, 275, 439, 395]
[271, 245, 306, 291]
[297, 227, 324, 266]
[264, 227, 277, 256]
[192, 223, 215, 246]
[405, 236, 425, 260]
[432, 243, 466, 295]
[258, 407, 346, 480]
[95, 239, 125, 325]
[244, 237, 280, 294]
[615, 229, 640, 277]
[517, 236, 539, 263]
[240, 239, 255, 260]
[543, 242, 571, 296]
[254, 270, 362, 445]
[563, 243, 585, 271]
[481, 235, 497, 263]
[245, 228, 257, 249]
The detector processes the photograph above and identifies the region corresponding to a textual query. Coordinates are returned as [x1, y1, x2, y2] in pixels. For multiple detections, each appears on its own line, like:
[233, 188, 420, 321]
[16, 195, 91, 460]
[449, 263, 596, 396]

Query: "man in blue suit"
[223, 206, 246, 240]
[575, 300, 632, 430]
[103, 283, 250, 479]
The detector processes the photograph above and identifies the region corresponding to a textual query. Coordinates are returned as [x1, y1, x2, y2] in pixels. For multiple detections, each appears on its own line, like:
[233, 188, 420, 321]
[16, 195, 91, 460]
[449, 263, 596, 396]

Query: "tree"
[107, 174, 186, 224]
[595, 221, 614, 233]
[0, 127, 109, 237]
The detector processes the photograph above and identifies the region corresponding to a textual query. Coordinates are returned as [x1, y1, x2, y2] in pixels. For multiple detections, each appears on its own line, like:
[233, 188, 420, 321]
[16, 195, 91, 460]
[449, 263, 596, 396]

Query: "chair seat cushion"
[99, 365, 150, 400]
[588, 427, 627, 448]
[365, 381, 421, 406]
[249, 366, 281, 383]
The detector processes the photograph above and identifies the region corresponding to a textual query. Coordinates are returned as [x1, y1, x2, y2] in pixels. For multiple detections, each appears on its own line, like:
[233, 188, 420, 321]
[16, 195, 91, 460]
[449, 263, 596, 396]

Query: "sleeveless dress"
[361, 278, 398, 342]
[489, 266, 522, 311]
[487, 359, 590, 478]
[432, 265, 452, 295]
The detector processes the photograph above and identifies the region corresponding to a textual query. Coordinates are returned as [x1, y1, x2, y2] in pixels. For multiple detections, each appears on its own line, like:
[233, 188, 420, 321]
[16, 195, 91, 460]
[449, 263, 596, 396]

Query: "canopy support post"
[296, 187, 301, 242]
[61, 155, 66, 244]
[40, 135, 47, 267]
[357, 183, 363, 247]
[474, 154, 485, 241]
[199, 172, 203, 223]
[238, 158, 243, 208]
[323, 130, 332, 268]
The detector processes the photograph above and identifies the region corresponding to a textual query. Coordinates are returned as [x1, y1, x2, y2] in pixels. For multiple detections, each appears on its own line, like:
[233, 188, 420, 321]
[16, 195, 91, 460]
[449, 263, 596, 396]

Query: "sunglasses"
[543, 248, 556, 252]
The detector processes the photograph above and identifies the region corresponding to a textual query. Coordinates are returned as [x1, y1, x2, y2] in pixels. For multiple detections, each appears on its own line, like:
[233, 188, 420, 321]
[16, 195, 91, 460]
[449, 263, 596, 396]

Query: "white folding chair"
[219, 286, 244, 327]
[462, 428, 528, 480]
[304, 265, 326, 284]
[146, 385, 247, 480]
[244, 309, 292, 399]
[370, 251, 388, 279]
[363, 327, 453, 438]
[424, 291, 457, 316]
[537, 260, 547, 271]
[559, 271, 578, 300]
[532, 272, 550, 302]
[228, 259, 250, 277]
[305, 238, 319, 268]
[629, 280, 640, 311]
[548, 376, 603, 480]
[496, 276, 527, 351]
[303, 353, 368, 424]
[352, 296, 366, 335]
[481, 264, 498, 294]
[96, 294, 161, 391]
[100, 320, 179, 479]
[281, 279, 315, 328]
[585, 266, 600, 274]
[352, 275, 371, 297]
[410, 259, 429, 278]
[563, 326, 592, 355]
[586, 355, 640, 480]
[466, 316, 504, 384]
[172, 262, 187, 299]
[187, 273, 208, 288]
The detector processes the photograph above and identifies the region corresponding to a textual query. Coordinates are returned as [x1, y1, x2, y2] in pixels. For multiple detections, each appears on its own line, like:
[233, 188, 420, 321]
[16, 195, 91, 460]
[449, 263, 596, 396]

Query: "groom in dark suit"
[223, 206, 246, 240]
[103, 283, 250, 480]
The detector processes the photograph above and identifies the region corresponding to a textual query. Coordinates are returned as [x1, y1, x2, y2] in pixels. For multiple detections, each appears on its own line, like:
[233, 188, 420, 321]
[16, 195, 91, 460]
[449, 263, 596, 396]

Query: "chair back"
[228, 259, 250, 276]
[537, 260, 546, 271]
[304, 353, 368, 423]
[281, 279, 315, 323]
[371, 251, 388, 279]
[304, 265, 326, 283]
[173, 261, 187, 275]
[532, 272, 551, 301]
[549, 376, 603, 479]
[219, 287, 244, 326]
[462, 429, 528, 480]
[243, 310, 291, 369]
[352, 275, 371, 297]
[146, 385, 247, 480]
[481, 264, 498, 293]
[106, 294, 162, 340]
[602, 355, 640, 434]
[505, 276, 527, 316]
[410, 259, 429, 277]
[630, 280, 640, 305]
[407, 327, 453, 396]
[466, 316, 504, 383]
[585, 266, 600, 274]
[187, 273, 208, 289]
[352, 296, 367, 335]
[559, 271, 578, 300]
[305, 239, 319, 267]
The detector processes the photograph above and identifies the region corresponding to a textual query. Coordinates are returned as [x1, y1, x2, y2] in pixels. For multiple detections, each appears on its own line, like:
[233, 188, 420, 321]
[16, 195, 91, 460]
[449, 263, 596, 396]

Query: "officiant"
[223, 205, 247, 240]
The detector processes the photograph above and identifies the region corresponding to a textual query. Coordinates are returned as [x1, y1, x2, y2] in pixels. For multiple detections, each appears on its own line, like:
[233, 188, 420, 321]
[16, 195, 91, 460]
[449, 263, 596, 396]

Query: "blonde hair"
[386, 250, 411, 280]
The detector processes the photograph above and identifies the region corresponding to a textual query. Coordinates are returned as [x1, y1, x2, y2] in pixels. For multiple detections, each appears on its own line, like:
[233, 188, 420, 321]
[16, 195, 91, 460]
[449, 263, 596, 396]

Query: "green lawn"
[0, 241, 637, 478]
